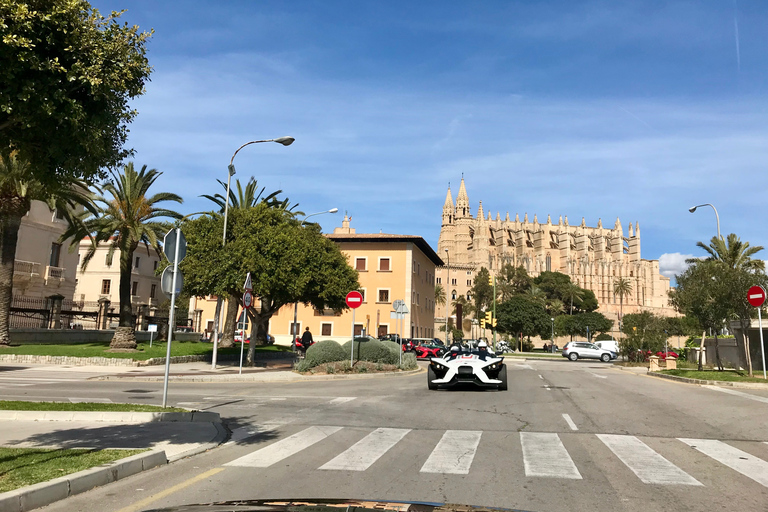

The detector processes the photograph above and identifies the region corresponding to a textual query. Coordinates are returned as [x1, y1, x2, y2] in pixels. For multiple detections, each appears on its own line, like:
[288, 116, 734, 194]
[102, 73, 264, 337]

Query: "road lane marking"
[703, 385, 768, 404]
[420, 430, 482, 474]
[598, 435, 701, 485]
[588, 372, 607, 379]
[329, 397, 357, 404]
[679, 438, 768, 488]
[521, 432, 581, 479]
[562, 414, 578, 431]
[320, 428, 410, 471]
[115, 467, 225, 512]
[69, 397, 113, 403]
[538, 375, 543, 379]
[516, 364, 533, 369]
[225, 426, 342, 467]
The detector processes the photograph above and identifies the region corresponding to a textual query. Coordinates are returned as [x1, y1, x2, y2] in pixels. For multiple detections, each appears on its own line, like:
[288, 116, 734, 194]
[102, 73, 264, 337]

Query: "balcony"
[44, 266, 66, 286]
[14, 260, 41, 281]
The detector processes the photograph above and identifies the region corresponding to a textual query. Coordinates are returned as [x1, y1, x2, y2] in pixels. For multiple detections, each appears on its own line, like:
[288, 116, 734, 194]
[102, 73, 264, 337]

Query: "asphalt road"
[5, 360, 768, 512]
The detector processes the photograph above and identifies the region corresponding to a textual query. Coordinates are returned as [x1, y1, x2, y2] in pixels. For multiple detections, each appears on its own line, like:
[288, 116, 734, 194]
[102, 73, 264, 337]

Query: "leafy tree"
[573, 312, 613, 340]
[470, 267, 493, 319]
[496, 263, 531, 300]
[496, 296, 551, 342]
[533, 271, 594, 313]
[451, 296, 475, 321]
[534, 271, 572, 299]
[613, 278, 632, 329]
[694, 234, 765, 272]
[562, 283, 586, 315]
[525, 285, 547, 306]
[0, 154, 95, 345]
[65, 163, 182, 349]
[620, 311, 668, 360]
[179, 204, 359, 364]
[0, 1, 152, 186]
[574, 289, 598, 313]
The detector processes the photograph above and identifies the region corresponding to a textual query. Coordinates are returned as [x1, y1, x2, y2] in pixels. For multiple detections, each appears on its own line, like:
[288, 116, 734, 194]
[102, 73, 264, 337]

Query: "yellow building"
[189, 217, 444, 344]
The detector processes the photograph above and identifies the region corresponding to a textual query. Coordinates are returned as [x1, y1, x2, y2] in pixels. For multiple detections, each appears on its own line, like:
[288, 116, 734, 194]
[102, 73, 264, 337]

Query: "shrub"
[294, 359, 312, 372]
[399, 352, 417, 370]
[304, 340, 348, 368]
[380, 340, 401, 356]
[341, 339, 399, 364]
[357, 365, 369, 373]
[326, 364, 336, 374]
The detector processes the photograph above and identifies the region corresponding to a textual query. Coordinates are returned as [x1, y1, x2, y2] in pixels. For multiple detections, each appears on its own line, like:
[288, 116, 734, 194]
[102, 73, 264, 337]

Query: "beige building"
[189, 217, 443, 344]
[12, 200, 78, 300]
[436, 179, 673, 335]
[73, 240, 165, 308]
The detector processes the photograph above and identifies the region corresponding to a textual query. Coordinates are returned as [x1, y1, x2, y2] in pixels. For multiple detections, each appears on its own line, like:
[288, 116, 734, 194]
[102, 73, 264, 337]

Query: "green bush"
[341, 339, 399, 364]
[294, 359, 312, 372]
[304, 340, 348, 368]
[380, 340, 401, 356]
[399, 352, 417, 370]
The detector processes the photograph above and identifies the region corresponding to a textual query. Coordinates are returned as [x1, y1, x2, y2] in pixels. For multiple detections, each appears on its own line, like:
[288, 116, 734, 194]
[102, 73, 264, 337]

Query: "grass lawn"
[660, 369, 768, 383]
[0, 401, 187, 412]
[0, 447, 147, 493]
[0, 340, 291, 360]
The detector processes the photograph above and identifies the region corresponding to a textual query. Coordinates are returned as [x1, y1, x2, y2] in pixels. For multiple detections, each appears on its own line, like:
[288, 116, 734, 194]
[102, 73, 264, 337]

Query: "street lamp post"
[551, 317, 555, 352]
[291, 208, 339, 347]
[444, 249, 450, 346]
[688, 203, 721, 240]
[212, 136, 295, 369]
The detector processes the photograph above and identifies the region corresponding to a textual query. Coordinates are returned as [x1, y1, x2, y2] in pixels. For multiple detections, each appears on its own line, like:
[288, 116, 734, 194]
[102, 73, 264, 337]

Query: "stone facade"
[435, 179, 673, 334]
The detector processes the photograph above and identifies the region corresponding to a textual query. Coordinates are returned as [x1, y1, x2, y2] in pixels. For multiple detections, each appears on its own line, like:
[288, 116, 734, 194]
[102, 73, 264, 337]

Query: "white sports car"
[427, 349, 508, 390]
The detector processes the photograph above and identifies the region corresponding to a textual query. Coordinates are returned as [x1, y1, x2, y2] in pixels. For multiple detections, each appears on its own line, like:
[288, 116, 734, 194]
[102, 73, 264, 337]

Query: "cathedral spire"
[635, 222, 640, 237]
[456, 177, 470, 217]
[477, 200, 484, 221]
[628, 222, 634, 237]
[443, 185, 454, 211]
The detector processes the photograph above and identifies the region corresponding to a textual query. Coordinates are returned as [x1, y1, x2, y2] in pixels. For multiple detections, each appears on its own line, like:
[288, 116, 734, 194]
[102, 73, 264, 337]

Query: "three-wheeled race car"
[427, 343, 507, 390]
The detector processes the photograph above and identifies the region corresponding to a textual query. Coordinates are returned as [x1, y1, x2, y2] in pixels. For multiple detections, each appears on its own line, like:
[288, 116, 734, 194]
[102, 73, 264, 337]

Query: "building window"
[290, 322, 301, 337]
[417, 292, 420, 305]
[101, 280, 111, 295]
[105, 253, 113, 266]
[451, 290, 457, 300]
[378, 258, 390, 271]
[49, 243, 61, 267]
[360, 288, 366, 302]
[150, 284, 156, 299]
[153, 261, 159, 271]
[546, 254, 552, 272]
[451, 278, 457, 285]
[417, 262, 420, 275]
[467, 280, 472, 286]
[131, 281, 138, 296]
[436, 277, 442, 284]
[378, 289, 390, 303]
[134, 257, 140, 269]
[355, 258, 367, 271]
[322, 323, 332, 336]
[466, 292, 471, 301]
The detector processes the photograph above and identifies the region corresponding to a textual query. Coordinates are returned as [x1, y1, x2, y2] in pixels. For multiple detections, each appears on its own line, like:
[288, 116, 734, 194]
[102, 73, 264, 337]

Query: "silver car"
[562, 341, 613, 362]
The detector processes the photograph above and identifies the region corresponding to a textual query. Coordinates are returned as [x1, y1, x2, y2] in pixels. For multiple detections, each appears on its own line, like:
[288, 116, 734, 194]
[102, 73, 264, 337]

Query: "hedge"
[341, 339, 399, 364]
[303, 340, 348, 368]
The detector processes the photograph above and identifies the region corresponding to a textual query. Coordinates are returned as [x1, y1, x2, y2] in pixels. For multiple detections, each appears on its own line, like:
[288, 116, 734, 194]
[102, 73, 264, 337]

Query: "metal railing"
[45, 266, 66, 280]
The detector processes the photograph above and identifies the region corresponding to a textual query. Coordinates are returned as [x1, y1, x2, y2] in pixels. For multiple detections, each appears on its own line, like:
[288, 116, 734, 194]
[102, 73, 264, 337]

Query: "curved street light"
[688, 203, 721, 240]
[301, 208, 339, 224]
[444, 248, 450, 347]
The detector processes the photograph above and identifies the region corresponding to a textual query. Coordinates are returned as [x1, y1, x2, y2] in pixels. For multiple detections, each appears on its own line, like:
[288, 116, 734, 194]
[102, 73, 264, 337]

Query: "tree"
[201, 177, 298, 348]
[496, 296, 551, 343]
[620, 311, 669, 360]
[179, 204, 359, 364]
[562, 283, 585, 315]
[469, 267, 493, 319]
[0, 1, 152, 186]
[496, 263, 531, 300]
[0, 154, 95, 345]
[434, 283, 446, 307]
[694, 234, 765, 272]
[613, 278, 632, 329]
[66, 163, 182, 349]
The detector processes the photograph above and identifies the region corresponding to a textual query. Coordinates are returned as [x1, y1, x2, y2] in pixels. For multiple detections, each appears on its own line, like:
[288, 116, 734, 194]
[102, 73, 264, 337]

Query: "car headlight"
[484, 363, 500, 371]
[431, 361, 447, 370]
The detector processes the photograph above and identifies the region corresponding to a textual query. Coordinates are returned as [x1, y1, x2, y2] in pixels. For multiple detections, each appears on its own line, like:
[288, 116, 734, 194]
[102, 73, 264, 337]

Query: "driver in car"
[477, 340, 492, 361]
[446, 345, 462, 360]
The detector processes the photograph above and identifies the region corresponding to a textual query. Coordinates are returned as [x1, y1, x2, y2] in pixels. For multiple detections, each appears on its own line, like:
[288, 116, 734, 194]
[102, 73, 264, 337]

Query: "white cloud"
[658, 253, 695, 279]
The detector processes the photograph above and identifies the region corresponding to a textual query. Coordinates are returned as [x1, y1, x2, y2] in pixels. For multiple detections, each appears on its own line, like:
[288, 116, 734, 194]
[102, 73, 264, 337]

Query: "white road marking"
[703, 385, 768, 405]
[598, 435, 701, 485]
[270, 398, 287, 401]
[225, 426, 342, 467]
[329, 397, 356, 405]
[562, 414, 578, 431]
[0, 377, 79, 382]
[69, 398, 113, 403]
[320, 428, 410, 471]
[521, 432, 581, 479]
[420, 430, 482, 474]
[516, 364, 533, 369]
[679, 438, 768, 488]
[545, 387, 551, 391]
[538, 375, 543, 379]
[588, 372, 608, 379]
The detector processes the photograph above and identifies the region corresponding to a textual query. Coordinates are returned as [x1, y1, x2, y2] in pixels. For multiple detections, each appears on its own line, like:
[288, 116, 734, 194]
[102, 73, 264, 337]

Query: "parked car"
[562, 341, 614, 362]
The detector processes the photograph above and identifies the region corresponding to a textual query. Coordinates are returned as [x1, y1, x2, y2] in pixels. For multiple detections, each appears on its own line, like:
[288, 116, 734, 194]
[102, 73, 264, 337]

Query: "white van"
[595, 339, 619, 354]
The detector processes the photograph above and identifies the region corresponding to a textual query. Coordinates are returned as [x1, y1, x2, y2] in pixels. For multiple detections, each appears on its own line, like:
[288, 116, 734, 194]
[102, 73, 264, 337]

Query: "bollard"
[648, 355, 660, 372]
[666, 356, 677, 370]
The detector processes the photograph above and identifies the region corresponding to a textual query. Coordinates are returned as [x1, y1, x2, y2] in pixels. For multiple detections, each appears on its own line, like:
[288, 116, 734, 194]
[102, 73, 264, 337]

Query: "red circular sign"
[345, 291, 363, 309]
[747, 285, 766, 307]
[242, 290, 253, 309]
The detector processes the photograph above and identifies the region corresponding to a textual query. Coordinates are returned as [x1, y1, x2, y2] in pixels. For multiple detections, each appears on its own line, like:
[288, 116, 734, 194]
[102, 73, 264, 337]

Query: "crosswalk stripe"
[225, 426, 342, 467]
[320, 428, 410, 471]
[521, 432, 581, 479]
[420, 430, 482, 474]
[329, 397, 356, 405]
[598, 434, 701, 485]
[679, 438, 768, 488]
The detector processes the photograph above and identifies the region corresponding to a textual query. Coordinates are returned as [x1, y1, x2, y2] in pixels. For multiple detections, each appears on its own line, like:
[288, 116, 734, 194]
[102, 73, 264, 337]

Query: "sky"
[91, 1, 768, 281]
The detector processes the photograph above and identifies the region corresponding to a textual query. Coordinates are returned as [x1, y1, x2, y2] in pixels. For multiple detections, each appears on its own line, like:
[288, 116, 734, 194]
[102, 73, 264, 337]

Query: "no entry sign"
[346, 291, 363, 309]
[747, 285, 766, 307]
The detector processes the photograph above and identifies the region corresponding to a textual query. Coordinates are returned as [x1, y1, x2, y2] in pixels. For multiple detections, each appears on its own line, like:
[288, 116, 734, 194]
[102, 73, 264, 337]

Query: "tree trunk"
[111, 242, 137, 349]
[714, 333, 723, 371]
[219, 294, 238, 348]
[246, 309, 271, 365]
[0, 212, 23, 346]
[698, 330, 706, 371]
[741, 316, 753, 376]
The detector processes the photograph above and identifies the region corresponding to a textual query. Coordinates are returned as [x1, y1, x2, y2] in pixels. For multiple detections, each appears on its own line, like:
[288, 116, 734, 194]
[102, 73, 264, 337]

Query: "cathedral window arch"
[451, 289, 457, 300]
[545, 254, 551, 272]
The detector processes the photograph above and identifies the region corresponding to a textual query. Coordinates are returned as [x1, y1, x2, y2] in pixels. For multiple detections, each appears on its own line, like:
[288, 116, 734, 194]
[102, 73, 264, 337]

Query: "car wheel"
[568, 352, 578, 361]
[601, 353, 610, 362]
[427, 366, 438, 390]
[498, 365, 508, 391]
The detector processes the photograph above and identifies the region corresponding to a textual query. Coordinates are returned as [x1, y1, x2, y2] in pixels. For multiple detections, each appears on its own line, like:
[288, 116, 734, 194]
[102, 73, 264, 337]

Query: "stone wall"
[9, 329, 202, 344]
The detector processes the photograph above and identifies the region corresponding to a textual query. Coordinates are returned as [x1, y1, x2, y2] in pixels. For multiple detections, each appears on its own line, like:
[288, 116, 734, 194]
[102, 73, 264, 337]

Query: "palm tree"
[562, 283, 585, 315]
[67, 163, 182, 349]
[202, 177, 299, 347]
[0, 153, 94, 345]
[693, 234, 764, 271]
[526, 285, 547, 305]
[613, 278, 633, 330]
[434, 284, 446, 307]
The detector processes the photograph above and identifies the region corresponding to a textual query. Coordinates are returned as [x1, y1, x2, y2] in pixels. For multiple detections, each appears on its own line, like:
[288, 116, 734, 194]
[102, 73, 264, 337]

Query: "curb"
[167, 421, 229, 462]
[0, 411, 221, 423]
[0, 449, 167, 512]
[95, 367, 425, 383]
[294, 367, 425, 381]
[0, 352, 296, 367]
[647, 371, 768, 389]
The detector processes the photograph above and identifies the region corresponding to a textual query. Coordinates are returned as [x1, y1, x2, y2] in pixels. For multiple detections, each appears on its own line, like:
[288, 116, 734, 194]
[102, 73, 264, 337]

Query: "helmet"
[451, 345, 459, 352]
[478, 341, 488, 349]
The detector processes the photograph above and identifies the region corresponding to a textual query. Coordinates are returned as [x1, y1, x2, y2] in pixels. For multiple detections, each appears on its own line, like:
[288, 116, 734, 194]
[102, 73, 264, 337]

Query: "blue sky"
[93, 1, 768, 279]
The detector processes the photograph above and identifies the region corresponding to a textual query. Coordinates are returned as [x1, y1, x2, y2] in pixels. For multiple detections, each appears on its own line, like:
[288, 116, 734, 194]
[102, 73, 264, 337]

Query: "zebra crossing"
[224, 425, 768, 489]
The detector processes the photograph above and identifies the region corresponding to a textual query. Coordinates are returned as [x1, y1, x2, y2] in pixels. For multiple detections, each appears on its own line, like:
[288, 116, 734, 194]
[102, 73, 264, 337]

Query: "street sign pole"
[239, 308, 246, 375]
[747, 285, 767, 379]
[759, 307, 766, 380]
[162, 227, 181, 408]
[351, 308, 356, 366]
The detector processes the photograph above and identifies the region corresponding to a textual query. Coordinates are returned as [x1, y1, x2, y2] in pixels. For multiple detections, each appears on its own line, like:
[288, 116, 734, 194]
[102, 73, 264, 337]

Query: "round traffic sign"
[242, 290, 253, 309]
[747, 285, 766, 307]
[345, 290, 363, 309]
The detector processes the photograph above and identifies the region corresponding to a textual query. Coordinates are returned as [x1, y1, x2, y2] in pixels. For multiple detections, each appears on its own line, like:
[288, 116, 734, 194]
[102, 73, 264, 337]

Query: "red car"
[411, 339, 446, 359]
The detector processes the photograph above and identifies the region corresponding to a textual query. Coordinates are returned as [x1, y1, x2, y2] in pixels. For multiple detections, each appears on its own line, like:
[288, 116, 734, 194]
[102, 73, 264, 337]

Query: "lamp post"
[688, 203, 721, 240]
[444, 248, 450, 346]
[551, 317, 555, 352]
[291, 208, 339, 346]
[212, 136, 295, 369]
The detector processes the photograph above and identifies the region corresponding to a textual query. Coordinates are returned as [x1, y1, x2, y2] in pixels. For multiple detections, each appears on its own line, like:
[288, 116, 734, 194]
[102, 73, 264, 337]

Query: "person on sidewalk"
[300, 327, 314, 353]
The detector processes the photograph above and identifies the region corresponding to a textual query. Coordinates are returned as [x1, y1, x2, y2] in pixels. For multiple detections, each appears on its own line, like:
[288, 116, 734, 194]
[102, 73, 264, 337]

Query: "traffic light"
[484, 311, 496, 329]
